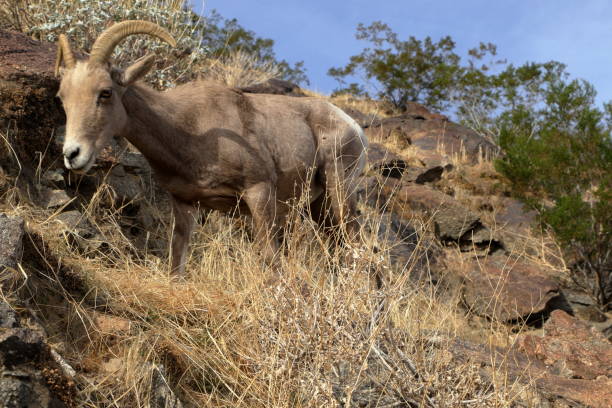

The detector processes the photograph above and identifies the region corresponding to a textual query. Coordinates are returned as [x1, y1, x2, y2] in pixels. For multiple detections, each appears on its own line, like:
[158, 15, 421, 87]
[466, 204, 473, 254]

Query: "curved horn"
[89, 20, 176, 64]
[55, 34, 76, 76]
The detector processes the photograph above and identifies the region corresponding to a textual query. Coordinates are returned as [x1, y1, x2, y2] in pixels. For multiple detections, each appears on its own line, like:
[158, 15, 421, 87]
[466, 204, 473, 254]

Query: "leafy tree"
[496, 77, 612, 309]
[328, 21, 501, 112]
[332, 21, 611, 308]
[197, 10, 308, 85]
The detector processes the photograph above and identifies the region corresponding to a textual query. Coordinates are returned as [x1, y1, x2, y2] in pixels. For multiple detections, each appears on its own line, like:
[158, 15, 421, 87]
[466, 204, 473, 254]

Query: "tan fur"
[57, 30, 367, 277]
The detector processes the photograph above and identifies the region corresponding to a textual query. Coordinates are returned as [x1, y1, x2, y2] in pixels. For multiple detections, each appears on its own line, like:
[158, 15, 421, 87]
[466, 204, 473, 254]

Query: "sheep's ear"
[118, 54, 156, 86]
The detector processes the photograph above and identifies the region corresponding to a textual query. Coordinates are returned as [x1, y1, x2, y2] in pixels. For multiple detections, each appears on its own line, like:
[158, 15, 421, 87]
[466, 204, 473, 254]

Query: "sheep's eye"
[99, 89, 113, 100]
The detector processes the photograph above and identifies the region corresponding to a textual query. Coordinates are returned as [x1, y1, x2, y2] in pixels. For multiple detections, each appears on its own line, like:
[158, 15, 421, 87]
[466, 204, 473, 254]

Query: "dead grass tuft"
[0, 163, 546, 406]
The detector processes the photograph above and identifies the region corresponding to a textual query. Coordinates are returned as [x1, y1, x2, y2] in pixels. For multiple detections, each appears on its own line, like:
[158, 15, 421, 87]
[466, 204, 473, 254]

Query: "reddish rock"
[403, 101, 449, 121]
[92, 313, 132, 336]
[383, 182, 499, 251]
[447, 337, 612, 408]
[461, 256, 564, 322]
[518, 310, 612, 380]
[367, 143, 452, 183]
[494, 197, 537, 232]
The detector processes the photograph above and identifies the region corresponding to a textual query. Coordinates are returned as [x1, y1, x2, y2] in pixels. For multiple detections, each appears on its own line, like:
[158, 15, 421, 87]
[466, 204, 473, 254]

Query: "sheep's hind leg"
[323, 160, 360, 242]
[170, 197, 196, 277]
[243, 182, 283, 263]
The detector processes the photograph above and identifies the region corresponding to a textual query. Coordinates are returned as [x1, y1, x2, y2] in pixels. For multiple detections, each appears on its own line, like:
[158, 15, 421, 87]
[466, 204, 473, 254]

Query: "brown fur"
[58, 58, 367, 276]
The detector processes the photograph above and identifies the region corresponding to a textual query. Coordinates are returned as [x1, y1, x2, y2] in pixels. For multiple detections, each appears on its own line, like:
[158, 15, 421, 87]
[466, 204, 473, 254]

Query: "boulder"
[339, 106, 380, 128]
[447, 337, 612, 408]
[403, 101, 449, 121]
[383, 181, 499, 251]
[366, 142, 451, 183]
[460, 256, 567, 322]
[375, 212, 436, 282]
[54, 210, 104, 254]
[0, 30, 63, 173]
[494, 197, 537, 232]
[365, 106, 499, 163]
[0, 213, 25, 270]
[0, 299, 76, 407]
[41, 189, 73, 210]
[366, 143, 409, 179]
[518, 310, 612, 380]
[240, 78, 305, 97]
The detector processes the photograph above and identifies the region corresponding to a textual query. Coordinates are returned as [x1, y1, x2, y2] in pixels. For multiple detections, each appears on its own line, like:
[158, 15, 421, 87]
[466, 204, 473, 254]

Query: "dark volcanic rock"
[0, 30, 64, 172]
[0, 299, 75, 407]
[366, 143, 408, 179]
[0, 328, 45, 369]
[0, 213, 25, 270]
[240, 78, 306, 97]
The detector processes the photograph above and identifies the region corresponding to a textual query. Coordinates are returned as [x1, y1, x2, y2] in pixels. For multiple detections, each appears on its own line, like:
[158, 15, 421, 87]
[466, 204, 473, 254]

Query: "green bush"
[495, 78, 612, 309]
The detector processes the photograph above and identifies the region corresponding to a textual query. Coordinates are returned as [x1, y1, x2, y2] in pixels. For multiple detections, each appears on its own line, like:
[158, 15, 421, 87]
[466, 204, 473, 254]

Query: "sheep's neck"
[119, 85, 193, 182]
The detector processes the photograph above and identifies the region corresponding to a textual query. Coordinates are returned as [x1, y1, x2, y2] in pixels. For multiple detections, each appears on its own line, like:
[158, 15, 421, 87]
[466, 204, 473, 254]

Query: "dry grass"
[0, 2, 553, 405]
[0, 159, 543, 407]
[200, 50, 281, 88]
[0, 0, 287, 89]
[330, 93, 396, 121]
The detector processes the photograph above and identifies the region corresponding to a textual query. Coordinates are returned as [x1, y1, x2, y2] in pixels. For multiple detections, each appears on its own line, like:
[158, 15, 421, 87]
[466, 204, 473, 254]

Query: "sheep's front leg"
[243, 182, 282, 263]
[170, 197, 196, 277]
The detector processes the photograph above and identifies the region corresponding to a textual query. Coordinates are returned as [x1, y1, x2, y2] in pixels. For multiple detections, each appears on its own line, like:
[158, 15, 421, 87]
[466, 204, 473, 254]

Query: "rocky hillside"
[0, 29, 611, 407]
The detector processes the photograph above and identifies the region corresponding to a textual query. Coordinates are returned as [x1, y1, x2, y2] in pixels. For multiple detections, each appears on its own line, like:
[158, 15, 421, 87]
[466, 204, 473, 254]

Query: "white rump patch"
[327, 102, 369, 176]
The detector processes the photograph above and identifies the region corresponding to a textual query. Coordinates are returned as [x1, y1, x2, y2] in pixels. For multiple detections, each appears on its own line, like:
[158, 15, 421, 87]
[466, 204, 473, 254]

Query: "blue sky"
[198, 1, 612, 105]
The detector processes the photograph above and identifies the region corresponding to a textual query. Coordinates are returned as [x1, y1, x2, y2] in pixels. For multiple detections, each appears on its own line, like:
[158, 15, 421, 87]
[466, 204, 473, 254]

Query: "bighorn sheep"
[55, 21, 368, 276]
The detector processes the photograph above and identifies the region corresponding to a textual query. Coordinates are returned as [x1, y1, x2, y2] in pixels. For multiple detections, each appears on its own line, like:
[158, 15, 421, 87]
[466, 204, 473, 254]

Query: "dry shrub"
[0, 0, 288, 89]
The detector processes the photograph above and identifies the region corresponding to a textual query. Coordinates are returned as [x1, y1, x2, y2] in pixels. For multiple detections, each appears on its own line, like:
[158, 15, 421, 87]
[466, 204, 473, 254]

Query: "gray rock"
[120, 152, 151, 175]
[151, 365, 183, 408]
[0, 302, 18, 329]
[376, 212, 437, 283]
[0, 298, 73, 408]
[108, 165, 145, 204]
[42, 169, 66, 189]
[0, 214, 24, 270]
[42, 189, 72, 209]
[55, 211, 103, 254]
[0, 374, 34, 408]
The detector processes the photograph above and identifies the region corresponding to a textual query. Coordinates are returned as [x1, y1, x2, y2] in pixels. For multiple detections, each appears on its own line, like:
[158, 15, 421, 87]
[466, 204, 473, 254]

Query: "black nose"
[65, 147, 80, 161]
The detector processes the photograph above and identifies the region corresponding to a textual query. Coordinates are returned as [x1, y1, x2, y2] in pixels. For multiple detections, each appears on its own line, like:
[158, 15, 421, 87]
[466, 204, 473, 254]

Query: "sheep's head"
[55, 21, 175, 173]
